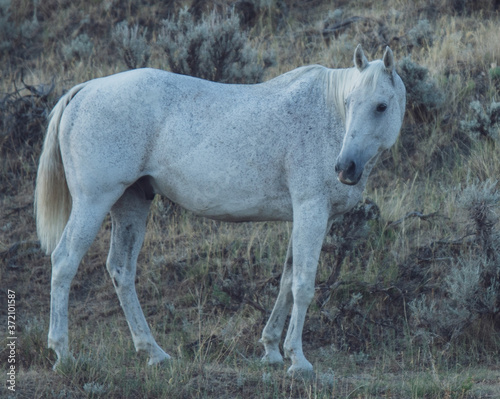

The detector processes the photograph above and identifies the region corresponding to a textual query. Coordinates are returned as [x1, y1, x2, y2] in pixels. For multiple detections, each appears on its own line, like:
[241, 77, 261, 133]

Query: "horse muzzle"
[335, 158, 363, 185]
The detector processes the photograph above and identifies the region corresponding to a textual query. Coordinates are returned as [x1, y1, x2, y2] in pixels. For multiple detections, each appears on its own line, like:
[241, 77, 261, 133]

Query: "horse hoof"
[147, 351, 171, 366]
[52, 353, 76, 371]
[261, 351, 284, 366]
[287, 361, 314, 378]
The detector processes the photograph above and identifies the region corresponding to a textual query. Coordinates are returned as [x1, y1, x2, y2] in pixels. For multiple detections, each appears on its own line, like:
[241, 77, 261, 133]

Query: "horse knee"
[292, 282, 315, 306]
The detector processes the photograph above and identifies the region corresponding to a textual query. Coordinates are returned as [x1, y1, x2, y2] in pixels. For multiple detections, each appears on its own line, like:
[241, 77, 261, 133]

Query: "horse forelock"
[322, 60, 389, 122]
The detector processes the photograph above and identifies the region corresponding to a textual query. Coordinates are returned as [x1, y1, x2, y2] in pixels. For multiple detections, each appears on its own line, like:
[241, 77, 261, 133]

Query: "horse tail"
[35, 82, 88, 254]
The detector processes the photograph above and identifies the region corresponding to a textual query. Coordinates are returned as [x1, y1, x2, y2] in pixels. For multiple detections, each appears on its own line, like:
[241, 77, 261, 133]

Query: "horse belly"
[150, 156, 293, 222]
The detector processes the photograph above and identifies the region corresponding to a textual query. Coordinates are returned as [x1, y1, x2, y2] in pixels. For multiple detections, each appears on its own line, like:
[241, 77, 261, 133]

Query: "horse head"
[335, 45, 406, 185]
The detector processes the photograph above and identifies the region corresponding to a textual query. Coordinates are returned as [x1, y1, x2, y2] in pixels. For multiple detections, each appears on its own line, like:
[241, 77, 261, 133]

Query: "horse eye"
[376, 103, 388, 113]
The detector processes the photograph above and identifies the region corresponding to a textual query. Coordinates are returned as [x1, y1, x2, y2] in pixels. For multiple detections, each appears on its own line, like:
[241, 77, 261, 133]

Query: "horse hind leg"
[49, 193, 119, 369]
[106, 180, 170, 366]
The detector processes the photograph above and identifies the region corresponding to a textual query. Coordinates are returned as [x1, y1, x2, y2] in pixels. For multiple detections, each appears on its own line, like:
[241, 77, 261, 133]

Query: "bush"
[460, 100, 500, 141]
[0, 78, 55, 192]
[0, 0, 47, 70]
[407, 19, 434, 48]
[397, 56, 444, 118]
[156, 7, 274, 83]
[18, 317, 54, 369]
[0, 80, 54, 150]
[62, 33, 94, 62]
[409, 253, 499, 344]
[112, 21, 150, 69]
[321, 199, 380, 289]
[0, 0, 16, 55]
[457, 178, 500, 249]
[409, 179, 500, 345]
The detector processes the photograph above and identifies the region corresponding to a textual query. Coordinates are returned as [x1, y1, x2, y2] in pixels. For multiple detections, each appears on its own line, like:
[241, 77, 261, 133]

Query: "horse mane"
[280, 61, 387, 122]
[321, 60, 387, 122]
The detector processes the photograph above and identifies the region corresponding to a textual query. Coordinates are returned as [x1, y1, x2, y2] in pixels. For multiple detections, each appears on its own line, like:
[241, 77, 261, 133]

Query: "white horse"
[35, 45, 405, 374]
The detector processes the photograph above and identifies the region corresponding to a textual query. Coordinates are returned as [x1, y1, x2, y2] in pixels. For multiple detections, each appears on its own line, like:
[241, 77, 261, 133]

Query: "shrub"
[325, 199, 380, 262]
[0, 0, 44, 67]
[397, 56, 444, 118]
[0, 0, 17, 56]
[460, 100, 500, 141]
[62, 33, 94, 62]
[83, 382, 108, 397]
[0, 78, 55, 192]
[407, 19, 434, 48]
[489, 66, 500, 81]
[456, 178, 500, 250]
[0, 80, 54, 149]
[409, 180, 500, 345]
[490, 66, 500, 91]
[17, 317, 54, 369]
[112, 21, 150, 69]
[316, 199, 380, 307]
[19, 4, 40, 41]
[409, 253, 499, 344]
[156, 7, 274, 83]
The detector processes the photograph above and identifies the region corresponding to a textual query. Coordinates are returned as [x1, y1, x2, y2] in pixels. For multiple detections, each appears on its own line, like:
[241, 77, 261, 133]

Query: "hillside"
[1, 0, 500, 397]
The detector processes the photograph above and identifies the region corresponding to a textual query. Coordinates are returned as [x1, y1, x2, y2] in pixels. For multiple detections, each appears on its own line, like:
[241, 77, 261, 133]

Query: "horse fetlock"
[283, 345, 310, 367]
[49, 343, 75, 371]
[48, 332, 68, 352]
[135, 340, 171, 365]
[259, 336, 284, 365]
[259, 334, 279, 347]
[283, 345, 291, 360]
[287, 357, 313, 376]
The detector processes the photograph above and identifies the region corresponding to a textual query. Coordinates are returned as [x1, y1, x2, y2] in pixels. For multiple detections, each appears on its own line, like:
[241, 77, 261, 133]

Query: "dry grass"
[2, 0, 500, 398]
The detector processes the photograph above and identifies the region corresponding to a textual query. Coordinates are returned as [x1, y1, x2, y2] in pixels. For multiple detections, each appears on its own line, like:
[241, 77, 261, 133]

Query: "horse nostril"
[337, 157, 362, 185]
[346, 160, 356, 176]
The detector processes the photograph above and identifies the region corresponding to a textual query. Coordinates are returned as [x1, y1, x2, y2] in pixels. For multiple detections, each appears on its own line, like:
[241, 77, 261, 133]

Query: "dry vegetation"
[1, 0, 500, 397]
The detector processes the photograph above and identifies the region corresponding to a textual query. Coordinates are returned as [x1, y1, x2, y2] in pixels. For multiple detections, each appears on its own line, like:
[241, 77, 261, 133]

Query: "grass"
[7, 318, 498, 398]
[2, 0, 500, 397]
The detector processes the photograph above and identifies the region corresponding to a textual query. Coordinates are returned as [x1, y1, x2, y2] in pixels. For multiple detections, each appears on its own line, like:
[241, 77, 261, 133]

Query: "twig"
[322, 16, 371, 36]
[0, 240, 41, 268]
[20, 70, 56, 99]
[0, 240, 40, 258]
[431, 233, 476, 246]
[321, 243, 337, 253]
[255, 272, 281, 289]
[3, 203, 32, 217]
[416, 256, 454, 264]
[243, 297, 267, 316]
[387, 210, 442, 227]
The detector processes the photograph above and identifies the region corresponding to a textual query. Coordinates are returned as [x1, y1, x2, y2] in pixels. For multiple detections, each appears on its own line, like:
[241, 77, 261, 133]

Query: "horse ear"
[354, 44, 369, 72]
[383, 46, 395, 72]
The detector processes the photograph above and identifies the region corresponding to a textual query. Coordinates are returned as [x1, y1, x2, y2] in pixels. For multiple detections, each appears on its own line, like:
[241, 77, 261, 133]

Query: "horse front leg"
[260, 237, 293, 365]
[284, 200, 329, 375]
